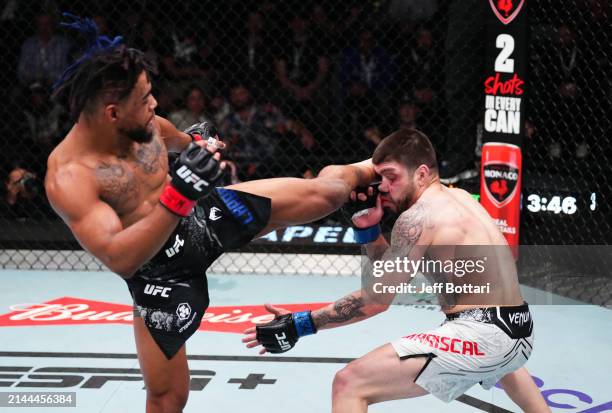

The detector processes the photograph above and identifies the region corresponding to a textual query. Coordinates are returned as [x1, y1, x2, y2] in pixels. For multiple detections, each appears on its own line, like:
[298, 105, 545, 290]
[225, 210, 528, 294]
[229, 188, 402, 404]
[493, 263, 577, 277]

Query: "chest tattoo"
[96, 162, 139, 212]
[134, 138, 163, 174]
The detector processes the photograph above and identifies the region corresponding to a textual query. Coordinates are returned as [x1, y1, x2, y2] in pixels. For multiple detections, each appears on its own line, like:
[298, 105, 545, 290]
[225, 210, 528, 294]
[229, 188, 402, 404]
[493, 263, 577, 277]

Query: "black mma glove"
[256, 311, 317, 353]
[160, 142, 224, 216]
[342, 182, 380, 218]
[184, 122, 217, 143]
[342, 182, 382, 244]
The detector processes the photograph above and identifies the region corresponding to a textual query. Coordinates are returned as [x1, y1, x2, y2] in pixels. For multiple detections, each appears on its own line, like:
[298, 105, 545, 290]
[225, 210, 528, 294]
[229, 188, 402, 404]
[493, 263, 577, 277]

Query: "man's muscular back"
[428, 186, 508, 246]
[415, 185, 523, 309]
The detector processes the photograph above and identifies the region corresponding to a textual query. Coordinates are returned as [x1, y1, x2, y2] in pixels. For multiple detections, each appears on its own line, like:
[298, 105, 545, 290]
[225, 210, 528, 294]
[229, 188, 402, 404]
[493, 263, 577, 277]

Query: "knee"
[147, 388, 189, 413]
[332, 364, 362, 400]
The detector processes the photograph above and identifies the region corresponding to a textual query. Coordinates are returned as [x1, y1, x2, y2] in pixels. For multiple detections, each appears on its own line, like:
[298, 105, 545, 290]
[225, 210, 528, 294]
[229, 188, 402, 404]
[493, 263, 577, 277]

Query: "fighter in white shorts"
[244, 129, 551, 412]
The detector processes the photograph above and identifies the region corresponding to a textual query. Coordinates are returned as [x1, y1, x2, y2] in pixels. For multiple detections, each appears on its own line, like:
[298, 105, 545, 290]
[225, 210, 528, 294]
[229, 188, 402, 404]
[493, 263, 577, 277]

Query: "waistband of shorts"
[445, 302, 529, 324]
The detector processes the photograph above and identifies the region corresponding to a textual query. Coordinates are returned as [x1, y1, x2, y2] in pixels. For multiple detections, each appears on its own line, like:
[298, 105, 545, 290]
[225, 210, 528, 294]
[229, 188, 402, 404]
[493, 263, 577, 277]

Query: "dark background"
[0, 0, 609, 260]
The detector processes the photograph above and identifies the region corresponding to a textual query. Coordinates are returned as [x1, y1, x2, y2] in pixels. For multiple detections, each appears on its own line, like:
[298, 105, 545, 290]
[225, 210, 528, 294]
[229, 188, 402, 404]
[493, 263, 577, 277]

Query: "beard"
[119, 124, 153, 144]
[382, 191, 413, 213]
[397, 195, 412, 212]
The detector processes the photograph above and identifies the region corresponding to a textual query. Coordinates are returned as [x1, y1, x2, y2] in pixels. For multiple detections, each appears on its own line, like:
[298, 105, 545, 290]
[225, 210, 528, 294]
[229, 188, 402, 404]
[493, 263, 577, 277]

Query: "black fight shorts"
[127, 188, 271, 359]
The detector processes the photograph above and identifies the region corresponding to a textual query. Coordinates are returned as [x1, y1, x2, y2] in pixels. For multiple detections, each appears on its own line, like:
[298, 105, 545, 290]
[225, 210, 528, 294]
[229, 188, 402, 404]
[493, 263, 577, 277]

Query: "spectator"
[341, 29, 394, 101]
[521, 118, 559, 174]
[159, 25, 218, 102]
[533, 23, 594, 163]
[354, 102, 419, 159]
[334, 5, 367, 46]
[152, 86, 174, 119]
[387, 0, 438, 26]
[273, 12, 330, 131]
[221, 85, 283, 179]
[133, 19, 163, 72]
[168, 86, 212, 131]
[17, 12, 72, 87]
[357, 127, 383, 160]
[398, 101, 420, 130]
[582, 0, 611, 161]
[278, 120, 325, 178]
[162, 27, 206, 80]
[309, 3, 335, 54]
[209, 94, 232, 127]
[340, 29, 394, 142]
[220, 160, 241, 186]
[122, 4, 141, 31]
[395, 26, 442, 140]
[396, 27, 438, 104]
[442, 0, 485, 179]
[1, 166, 46, 219]
[19, 82, 69, 169]
[0, 0, 20, 89]
[220, 84, 318, 179]
[223, 10, 274, 99]
[554, 24, 581, 101]
[554, 24, 593, 160]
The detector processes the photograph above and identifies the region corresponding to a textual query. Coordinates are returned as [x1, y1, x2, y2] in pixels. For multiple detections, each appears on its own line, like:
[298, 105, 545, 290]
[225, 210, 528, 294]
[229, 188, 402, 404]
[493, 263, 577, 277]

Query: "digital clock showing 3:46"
[525, 193, 598, 215]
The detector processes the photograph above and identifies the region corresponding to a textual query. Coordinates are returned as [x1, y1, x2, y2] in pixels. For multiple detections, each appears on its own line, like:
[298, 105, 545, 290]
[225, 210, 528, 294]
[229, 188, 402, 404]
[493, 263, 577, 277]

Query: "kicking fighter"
[245, 129, 551, 413]
[45, 16, 375, 413]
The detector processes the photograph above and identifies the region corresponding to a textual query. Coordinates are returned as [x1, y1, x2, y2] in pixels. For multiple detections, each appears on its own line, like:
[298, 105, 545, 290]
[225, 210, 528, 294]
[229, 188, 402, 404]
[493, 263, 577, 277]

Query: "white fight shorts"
[391, 303, 534, 402]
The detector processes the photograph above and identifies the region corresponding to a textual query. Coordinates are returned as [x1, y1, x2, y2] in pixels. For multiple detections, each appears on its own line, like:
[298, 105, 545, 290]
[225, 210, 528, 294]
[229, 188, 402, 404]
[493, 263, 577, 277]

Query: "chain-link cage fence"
[0, 1, 609, 302]
[521, 0, 611, 245]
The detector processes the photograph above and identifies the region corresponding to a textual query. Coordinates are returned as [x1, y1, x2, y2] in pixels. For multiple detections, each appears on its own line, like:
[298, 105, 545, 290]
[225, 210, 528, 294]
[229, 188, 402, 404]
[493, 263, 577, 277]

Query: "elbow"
[109, 264, 138, 280]
[92, 235, 146, 280]
[115, 268, 138, 280]
[103, 256, 139, 280]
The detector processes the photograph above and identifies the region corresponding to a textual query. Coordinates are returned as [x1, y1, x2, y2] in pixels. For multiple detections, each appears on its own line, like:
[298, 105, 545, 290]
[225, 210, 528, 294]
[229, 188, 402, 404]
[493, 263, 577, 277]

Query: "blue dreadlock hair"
[52, 13, 156, 121]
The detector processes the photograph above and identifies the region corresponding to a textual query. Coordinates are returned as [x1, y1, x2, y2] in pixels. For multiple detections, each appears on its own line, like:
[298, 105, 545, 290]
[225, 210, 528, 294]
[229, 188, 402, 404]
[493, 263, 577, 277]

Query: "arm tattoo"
[387, 201, 427, 257]
[312, 294, 365, 328]
[313, 204, 429, 329]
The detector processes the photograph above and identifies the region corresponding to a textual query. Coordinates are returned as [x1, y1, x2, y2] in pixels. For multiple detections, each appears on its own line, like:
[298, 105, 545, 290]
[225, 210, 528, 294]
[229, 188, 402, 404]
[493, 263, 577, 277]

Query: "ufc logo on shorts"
[177, 165, 209, 192]
[274, 332, 291, 351]
[165, 235, 184, 258]
[144, 284, 171, 298]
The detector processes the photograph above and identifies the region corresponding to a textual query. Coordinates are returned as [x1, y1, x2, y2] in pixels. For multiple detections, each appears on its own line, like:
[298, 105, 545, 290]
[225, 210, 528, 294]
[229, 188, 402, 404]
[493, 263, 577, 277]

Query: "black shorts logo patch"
[165, 234, 185, 258]
[176, 303, 192, 321]
[494, 306, 533, 339]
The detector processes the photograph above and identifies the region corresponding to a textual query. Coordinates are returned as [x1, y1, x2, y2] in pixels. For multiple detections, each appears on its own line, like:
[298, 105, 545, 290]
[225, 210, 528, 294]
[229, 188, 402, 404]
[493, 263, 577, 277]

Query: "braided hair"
[52, 13, 156, 121]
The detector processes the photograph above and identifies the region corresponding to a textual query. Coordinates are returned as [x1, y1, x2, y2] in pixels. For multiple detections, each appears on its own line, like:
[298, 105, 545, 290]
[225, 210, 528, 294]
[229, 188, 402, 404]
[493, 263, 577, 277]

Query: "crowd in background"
[0, 0, 609, 220]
